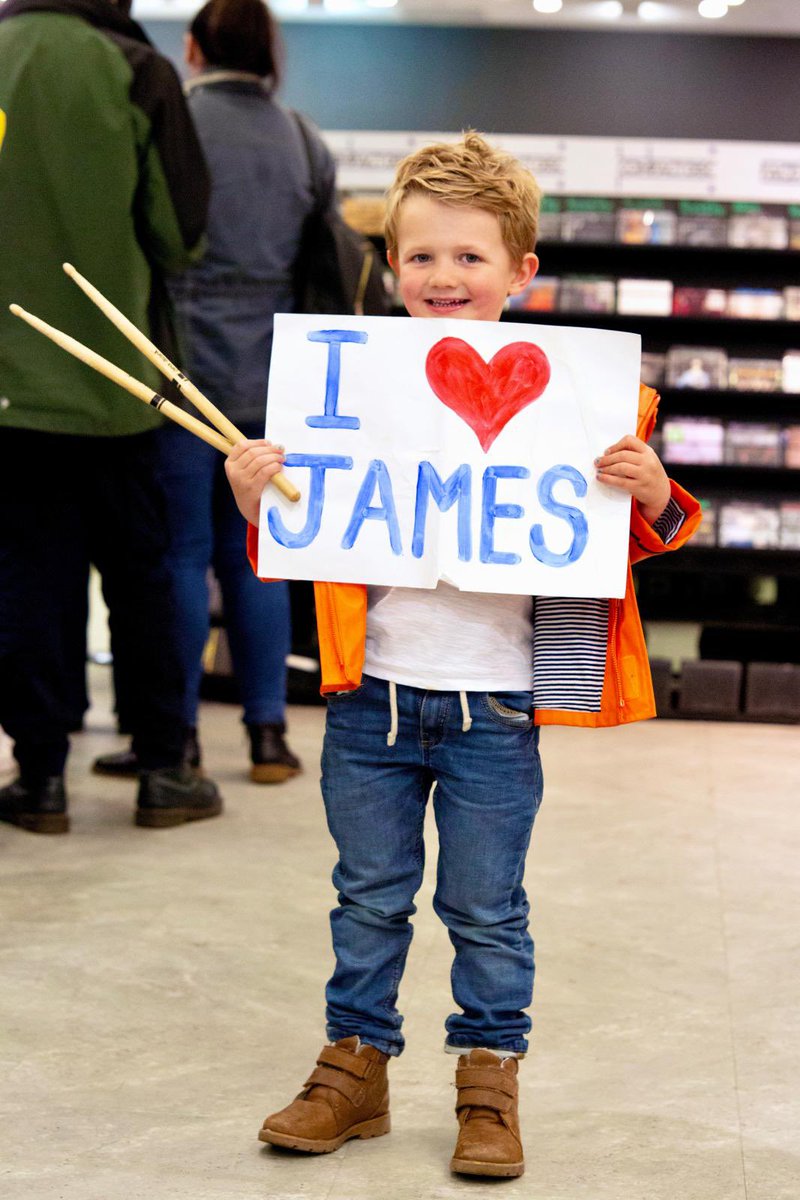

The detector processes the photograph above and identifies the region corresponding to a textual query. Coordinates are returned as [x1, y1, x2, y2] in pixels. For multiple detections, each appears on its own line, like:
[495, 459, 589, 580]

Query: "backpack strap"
[290, 109, 378, 317]
[291, 109, 335, 217]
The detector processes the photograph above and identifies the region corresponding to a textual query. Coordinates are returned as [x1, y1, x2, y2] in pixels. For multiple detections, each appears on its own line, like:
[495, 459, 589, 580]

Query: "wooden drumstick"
[63, 263, 243, 442]
[10, 303, 237, 454]
[9, 303, 300, 502]
[61, 263, 300, 503]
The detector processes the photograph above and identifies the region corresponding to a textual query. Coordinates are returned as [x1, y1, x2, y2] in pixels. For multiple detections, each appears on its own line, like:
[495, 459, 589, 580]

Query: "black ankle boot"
[135, 765, 222, 828]
[93, 728, 202, 778]
[247, 722, 302, 784]
[0, 776, 69, 834]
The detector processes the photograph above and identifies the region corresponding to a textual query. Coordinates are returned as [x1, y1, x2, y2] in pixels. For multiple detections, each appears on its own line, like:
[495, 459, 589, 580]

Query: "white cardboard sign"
[258, 315, 640, 599]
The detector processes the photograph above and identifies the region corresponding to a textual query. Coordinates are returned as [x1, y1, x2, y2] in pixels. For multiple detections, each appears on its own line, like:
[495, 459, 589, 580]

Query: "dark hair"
[190, 0, 283, 84]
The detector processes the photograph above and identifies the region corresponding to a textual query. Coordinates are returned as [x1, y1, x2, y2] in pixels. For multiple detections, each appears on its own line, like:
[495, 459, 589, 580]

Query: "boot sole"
[450, 1157, 525, 1178]
[94, 765, 203, 780]
[249, 764, 301, 785]
[259, 1112, 390, 1153]
[1, 811, 70, 834]
[135, 799, 223, 828]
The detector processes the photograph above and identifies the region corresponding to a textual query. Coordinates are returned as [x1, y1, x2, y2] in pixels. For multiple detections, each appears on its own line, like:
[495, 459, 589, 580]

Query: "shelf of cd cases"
[368, 211, 800, 643]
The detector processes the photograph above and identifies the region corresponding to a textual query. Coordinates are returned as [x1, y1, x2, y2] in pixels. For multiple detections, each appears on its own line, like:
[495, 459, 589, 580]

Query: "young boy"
[226, 132, 701, 1179]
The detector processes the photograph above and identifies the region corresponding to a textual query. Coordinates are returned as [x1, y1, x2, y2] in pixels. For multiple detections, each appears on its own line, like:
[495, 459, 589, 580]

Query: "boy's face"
[390, 194, 538, 323]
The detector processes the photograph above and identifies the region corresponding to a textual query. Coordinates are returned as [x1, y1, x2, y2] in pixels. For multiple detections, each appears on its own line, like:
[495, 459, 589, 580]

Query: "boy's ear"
[386, 250, 398, 274]
[508, 252, 539, 297]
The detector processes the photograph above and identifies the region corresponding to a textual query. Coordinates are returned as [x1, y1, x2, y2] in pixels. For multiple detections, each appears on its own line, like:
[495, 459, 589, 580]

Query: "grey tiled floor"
[1, 666, 798, 1199]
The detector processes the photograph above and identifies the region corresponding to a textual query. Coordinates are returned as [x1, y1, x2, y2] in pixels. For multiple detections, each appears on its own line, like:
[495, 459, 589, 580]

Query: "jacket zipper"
[320, 587, 347, 677]
[609, 599, 625, 709]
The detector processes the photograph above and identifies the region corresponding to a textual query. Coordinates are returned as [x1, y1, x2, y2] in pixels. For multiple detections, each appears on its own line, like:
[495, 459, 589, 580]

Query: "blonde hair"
[384, 130, 542, 265]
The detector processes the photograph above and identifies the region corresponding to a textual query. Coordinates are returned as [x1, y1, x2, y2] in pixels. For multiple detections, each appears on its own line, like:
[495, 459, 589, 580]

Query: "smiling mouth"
[425, 298, 469, 311]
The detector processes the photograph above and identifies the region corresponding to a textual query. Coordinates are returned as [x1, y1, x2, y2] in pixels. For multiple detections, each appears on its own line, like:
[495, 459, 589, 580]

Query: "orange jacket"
[248, 384, 701, 728]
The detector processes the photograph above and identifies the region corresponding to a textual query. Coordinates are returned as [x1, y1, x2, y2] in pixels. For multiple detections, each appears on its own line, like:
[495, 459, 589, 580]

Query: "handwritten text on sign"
[258, 316, 641, 599]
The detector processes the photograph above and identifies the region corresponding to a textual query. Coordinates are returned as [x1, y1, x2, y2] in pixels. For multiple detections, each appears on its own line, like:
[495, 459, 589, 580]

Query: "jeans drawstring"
[387, 679, 398, 747]
[459, 690, 472, 733]
[387, 682, 472, 744]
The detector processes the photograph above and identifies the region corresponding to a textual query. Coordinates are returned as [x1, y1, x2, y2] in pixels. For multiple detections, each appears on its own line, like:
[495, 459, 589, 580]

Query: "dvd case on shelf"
[640, 352, 666, 388]
[560, 197, 617, 243]
[724, 422, 783, 466]
[783, 288, 800, 321]
[779, 501, 800, 549]
[537, 196, 562, 242]
[729, 283, 786, 316]
[616, 200, 677, 245]
[676, 200, 729, 248]
[727, 359, 784, 392]
[557, 275, 616, 313]
[726, 288, 785, 320]
[666, 347, 729, 390]
[789, 205, 800, 252]
[672, 286, 728, 318]
[616, 277, 673, 316]
[661, 417, 725, 464]
[507, 276, 560, 312]
[692, 497, 719, 547]
[727, 203, 789, 250]
[719, 501, 781, 549]
[782, 352, 800, 393]
[783, 426, 800, 469]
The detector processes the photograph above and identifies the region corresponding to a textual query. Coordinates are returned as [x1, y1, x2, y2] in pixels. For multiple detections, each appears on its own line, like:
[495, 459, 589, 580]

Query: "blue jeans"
[156, 422, 290, 727]
[321, 674, 543, 1057]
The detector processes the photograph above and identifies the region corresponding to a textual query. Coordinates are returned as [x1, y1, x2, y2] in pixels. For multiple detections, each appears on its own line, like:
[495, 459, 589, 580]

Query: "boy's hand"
[595, 434, 671, 527]
[224, 439, 287, 527]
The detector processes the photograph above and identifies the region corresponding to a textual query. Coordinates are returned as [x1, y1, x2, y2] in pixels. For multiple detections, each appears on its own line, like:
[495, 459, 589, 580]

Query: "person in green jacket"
[0, 0, 223, 832]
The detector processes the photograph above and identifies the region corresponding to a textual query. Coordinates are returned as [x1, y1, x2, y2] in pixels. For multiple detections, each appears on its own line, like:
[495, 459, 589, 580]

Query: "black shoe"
[135, 765, 222, 828]
[247, 722, 302, 784]
[0, 776, 70, 834]
[92, 747, 140, 778]
[94, 728, 202, 779]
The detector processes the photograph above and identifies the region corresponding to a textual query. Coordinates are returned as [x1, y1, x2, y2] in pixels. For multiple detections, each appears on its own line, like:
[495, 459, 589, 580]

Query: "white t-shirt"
[363, 582, 534, 692]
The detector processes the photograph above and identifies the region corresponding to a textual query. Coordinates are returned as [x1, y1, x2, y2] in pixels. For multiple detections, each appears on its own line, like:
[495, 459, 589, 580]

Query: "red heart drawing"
[425, 338, 551, 452]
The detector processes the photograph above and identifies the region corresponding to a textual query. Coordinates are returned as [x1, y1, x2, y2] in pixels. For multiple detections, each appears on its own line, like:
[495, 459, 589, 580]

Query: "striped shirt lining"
[532, 496, 687, 712]
[533, 596, 609, 712]
[652, 496, 685, 545]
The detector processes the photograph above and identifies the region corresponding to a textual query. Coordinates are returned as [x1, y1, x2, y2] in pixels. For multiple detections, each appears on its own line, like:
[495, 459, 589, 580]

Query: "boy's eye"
[461, 253, 481, 264]
[410, 253, 431, 264]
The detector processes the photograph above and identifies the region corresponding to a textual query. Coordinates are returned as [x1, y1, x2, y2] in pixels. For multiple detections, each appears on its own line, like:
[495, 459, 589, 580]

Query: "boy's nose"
[428, 262, 459, 288]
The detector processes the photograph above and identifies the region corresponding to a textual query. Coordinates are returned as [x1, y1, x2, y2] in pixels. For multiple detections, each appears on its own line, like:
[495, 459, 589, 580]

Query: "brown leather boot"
[258, 1036, 390, 1153]
[450, 1049, 524, 1178]
[247, 722, 301, 785]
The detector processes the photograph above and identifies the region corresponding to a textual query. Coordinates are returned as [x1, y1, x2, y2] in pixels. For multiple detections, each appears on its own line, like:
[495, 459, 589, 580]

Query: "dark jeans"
[154, 422, 290, 727]
[321, 674, 543, 1057]
[0, 427, 188, 779]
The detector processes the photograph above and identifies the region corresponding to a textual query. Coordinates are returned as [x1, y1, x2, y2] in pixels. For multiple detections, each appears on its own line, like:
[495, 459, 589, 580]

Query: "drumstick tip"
[9, 303, 24, 316]
[63, 262, 76, 276]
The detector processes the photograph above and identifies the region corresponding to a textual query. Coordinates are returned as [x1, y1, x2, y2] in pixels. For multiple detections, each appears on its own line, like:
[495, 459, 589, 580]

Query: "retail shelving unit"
[510, 238, 800, 666]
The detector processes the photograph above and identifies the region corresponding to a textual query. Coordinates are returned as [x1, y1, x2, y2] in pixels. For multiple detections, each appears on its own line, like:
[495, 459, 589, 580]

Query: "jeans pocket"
[326, 685, 364, 701]
[483, 691, 535, 729]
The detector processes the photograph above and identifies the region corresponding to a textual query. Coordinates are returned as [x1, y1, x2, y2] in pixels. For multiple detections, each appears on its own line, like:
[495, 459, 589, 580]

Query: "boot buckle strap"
[305, 1064, 365, 1105]
[317, 1044, 370, 1078]
[455, 1067, 517, 1097]
[456, 1085, 513, 1114]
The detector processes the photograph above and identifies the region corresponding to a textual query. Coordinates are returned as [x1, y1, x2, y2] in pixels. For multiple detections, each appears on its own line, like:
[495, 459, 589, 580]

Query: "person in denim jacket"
[94, 0, 335, 784]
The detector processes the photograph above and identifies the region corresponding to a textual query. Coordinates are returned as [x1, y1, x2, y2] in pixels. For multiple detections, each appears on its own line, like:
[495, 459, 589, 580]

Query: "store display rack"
[370, 220, 800, 668]
[527, 235, 800, 674]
